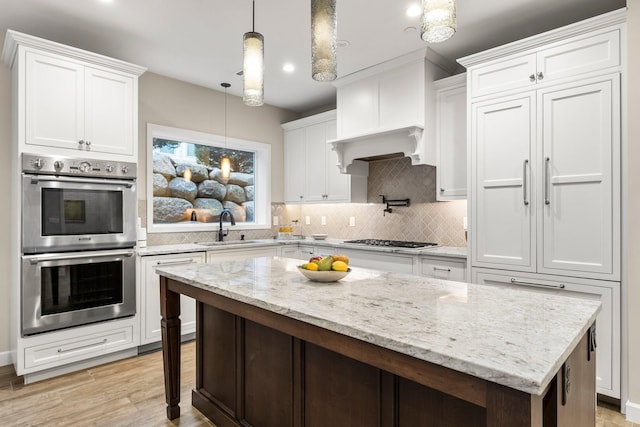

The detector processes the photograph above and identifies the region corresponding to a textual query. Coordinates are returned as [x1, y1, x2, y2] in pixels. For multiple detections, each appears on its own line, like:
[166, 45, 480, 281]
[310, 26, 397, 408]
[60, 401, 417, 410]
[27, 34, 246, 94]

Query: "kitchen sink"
[197, 240, 261, 246]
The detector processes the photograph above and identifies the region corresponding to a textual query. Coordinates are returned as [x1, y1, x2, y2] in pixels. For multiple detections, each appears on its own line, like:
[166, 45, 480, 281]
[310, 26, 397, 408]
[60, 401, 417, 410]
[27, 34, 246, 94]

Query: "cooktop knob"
[105, 164, 114, 173]
[33, 158, 43, 169]
[79, 161, 92, 173]
[121, 165, 128, 174]
[53, 160, 64, 171]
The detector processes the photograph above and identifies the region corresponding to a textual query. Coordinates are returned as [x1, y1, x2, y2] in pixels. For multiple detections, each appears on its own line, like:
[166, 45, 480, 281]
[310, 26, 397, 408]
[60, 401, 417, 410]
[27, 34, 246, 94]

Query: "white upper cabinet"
[282, 111, 367, 204]
[434, 74, 467, 200]
[468, 26, 621, 99]
[2, 31, 145, 161]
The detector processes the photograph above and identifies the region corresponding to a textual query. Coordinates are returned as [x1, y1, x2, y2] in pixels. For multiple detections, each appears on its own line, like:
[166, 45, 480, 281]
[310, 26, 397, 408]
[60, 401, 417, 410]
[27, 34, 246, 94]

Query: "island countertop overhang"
[156, 256, 600, 396]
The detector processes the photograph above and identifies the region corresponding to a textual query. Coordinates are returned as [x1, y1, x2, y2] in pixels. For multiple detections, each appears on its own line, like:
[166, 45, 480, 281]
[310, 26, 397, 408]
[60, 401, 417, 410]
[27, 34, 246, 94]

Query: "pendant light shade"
[221, 82, 231, 179]
[311, 0, 337, 81]
[243, 1, 264, 106]
[421, 0, 456, 43]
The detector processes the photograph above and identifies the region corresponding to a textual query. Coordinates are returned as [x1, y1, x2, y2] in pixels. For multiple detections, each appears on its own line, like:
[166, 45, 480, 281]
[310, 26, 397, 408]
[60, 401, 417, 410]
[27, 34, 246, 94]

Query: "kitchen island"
[157, 256, 600, 426]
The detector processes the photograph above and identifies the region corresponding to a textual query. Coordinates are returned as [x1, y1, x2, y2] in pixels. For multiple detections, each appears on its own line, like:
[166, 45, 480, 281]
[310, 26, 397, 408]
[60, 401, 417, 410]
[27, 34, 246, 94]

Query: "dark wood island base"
[160, 275, 596, 427]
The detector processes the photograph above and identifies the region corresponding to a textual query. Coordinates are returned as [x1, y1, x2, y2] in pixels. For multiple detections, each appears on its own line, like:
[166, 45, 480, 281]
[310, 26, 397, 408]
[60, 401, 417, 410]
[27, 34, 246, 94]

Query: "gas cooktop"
[343, 239, 438, 249]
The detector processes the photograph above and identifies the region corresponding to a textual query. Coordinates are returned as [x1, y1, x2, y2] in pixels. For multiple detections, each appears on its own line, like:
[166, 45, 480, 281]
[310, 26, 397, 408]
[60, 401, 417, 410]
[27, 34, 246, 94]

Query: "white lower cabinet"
[139, 252, 205, 345]
[416, 256, 466, 281]
[339, 248, 414, 274]
[207, 246, 279, 262]
[472, 268, 620, 398]
[279, 244, 317, 260]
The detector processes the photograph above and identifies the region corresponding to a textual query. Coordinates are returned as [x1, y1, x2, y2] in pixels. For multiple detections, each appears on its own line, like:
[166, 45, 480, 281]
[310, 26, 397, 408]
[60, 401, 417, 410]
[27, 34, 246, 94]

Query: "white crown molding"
[2, 29, 146, 75]
[458, 8, 626, 68]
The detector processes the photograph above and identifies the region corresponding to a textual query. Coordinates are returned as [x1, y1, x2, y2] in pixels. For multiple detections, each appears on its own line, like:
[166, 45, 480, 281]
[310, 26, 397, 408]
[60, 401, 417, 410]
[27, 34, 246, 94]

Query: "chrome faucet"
[218, 208, 236, 241]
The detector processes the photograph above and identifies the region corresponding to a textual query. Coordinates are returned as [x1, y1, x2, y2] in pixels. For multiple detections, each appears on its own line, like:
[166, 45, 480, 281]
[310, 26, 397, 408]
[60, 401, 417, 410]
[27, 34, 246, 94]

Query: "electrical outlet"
[273, 216, 278, 226]
[321, 216, 326, 225]
[349, 216, 356, 227]
[305, 216, 311, 225]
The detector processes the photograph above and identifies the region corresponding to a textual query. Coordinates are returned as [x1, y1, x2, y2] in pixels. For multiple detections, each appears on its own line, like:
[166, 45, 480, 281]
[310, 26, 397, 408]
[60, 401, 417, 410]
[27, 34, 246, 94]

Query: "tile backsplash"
[143, 157, 468, 247]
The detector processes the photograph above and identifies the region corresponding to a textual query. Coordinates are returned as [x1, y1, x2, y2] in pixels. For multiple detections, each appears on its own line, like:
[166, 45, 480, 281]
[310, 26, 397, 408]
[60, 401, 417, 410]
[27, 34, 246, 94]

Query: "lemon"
[305, 262, 319, 271]
[332, 260, 348, 271]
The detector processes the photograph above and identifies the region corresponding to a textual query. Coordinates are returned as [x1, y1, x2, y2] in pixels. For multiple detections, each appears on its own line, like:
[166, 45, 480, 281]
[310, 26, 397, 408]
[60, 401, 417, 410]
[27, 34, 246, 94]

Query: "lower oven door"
[22, 249, 136, 336]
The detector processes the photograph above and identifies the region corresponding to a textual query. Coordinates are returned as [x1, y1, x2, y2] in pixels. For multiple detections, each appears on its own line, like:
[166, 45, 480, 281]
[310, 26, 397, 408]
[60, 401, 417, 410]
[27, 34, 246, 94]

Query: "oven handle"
[28, 250, 135, 265]
[30, 175, 135, 188]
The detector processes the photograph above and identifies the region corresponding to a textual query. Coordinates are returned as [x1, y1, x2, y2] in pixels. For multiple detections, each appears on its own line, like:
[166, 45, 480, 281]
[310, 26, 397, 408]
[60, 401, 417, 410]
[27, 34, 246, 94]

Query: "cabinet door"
[304, 123, 329, 202]
[284, 128, 307, 203]
[472, 94, 536, 271]
[25, 51, 85, 151]
[417, 257, 466, 281]
[84, 67, 134, 156]
[436, 84, 467, 200]
[141, 253, 205, 345]
[470, 54, 536, 98]
[538, 76, 619, 279]
[324, 121, 350, 202]
[472, 268, 620, 398]
[537, 30, 620, 84]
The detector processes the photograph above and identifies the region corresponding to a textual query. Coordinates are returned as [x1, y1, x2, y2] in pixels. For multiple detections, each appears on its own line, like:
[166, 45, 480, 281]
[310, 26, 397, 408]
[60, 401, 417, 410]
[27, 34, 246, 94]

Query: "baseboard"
[0, 350, 13, 367]
[625, 400, 640, 423]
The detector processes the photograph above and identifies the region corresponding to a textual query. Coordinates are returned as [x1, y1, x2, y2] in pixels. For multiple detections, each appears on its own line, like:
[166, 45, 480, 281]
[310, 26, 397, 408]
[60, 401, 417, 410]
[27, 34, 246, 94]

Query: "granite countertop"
[138, 238, 467, 259]
[156, 256, 600, 395]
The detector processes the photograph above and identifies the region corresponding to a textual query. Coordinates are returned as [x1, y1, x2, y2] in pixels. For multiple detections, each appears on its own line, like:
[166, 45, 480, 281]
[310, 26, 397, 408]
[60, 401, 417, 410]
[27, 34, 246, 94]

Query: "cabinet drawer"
[472, 268, 620, 398]
[341, 249, 413, 274]
[418, 258, 466, 281]
[25, 325, 134, 369]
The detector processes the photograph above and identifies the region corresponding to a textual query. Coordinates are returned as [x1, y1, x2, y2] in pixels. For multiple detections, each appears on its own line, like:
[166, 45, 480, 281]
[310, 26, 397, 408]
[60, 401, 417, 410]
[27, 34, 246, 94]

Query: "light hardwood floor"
[0, 342, 636, 426]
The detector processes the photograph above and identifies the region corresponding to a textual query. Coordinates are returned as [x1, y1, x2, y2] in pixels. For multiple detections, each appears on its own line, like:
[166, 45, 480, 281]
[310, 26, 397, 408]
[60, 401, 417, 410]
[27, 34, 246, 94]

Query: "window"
[146, 123, 271, 233]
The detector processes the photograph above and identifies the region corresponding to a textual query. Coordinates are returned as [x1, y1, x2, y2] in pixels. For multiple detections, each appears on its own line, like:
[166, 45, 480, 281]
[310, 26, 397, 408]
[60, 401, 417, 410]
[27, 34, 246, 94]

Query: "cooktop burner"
[343, 239, 438, 249]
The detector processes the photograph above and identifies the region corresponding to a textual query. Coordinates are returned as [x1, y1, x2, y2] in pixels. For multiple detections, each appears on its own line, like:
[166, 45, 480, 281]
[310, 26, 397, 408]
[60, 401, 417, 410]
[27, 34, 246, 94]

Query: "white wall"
[624, 1, 640, 421]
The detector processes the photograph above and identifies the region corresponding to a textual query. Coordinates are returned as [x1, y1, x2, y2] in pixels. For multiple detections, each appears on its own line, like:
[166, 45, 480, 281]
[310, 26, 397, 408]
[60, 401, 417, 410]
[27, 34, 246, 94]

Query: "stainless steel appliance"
[21, 153, 138, 335]
[22, 153, 137, 254]
[343, 239, 438, 249]
[22, 249, 136, 335]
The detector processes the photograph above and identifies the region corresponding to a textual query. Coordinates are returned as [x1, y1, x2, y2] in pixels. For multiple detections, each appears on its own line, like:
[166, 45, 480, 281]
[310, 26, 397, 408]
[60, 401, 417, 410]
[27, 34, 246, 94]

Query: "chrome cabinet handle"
[537, 72, 544, 80]
[58, 338, 107, 353]
[545, 157, 551, 205]
[28, 249, 135, 264]
[523, 159, 529, 206]
[510, 278, 565, 289]
[529, 74, 536, 82]
[78, 140, 85, 145]
[155, 259, 197, 266]
[433, 266, 451, 272]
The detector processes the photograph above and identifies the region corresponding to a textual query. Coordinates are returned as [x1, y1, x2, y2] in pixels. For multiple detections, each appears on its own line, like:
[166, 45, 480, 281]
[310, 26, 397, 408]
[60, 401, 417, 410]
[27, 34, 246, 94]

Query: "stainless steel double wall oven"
[21, 153, 137, 335]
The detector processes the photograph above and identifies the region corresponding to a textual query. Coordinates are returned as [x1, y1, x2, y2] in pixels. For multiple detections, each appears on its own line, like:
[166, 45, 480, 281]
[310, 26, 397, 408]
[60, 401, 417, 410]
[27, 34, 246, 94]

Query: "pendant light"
[421, 0, 456, 43]
[243, 0, 264, 106]
[221, 83, 231, 179]
[311, 0, 337, 81]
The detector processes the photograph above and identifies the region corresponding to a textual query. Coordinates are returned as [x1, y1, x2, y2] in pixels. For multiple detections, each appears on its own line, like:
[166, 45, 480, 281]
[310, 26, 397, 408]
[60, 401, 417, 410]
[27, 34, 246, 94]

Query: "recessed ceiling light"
[406, 3, 421, 17]
[98, 0, 114, 3]
[283, 63, 295, 73]
[336, 40, 350, 48]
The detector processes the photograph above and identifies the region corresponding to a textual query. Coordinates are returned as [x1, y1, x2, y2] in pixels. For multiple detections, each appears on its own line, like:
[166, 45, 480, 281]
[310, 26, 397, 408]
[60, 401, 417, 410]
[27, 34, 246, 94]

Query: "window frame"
[146, 123, 271, 233]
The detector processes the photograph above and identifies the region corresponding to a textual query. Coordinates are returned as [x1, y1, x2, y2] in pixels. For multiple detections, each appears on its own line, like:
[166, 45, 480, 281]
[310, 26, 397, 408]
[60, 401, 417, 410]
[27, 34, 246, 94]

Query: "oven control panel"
[22, 153, 137, 180]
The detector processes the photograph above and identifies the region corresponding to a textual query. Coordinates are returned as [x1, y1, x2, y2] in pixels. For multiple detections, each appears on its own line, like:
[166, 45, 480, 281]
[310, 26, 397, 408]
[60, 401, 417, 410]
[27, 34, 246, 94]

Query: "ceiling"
[0, 0, 626, 113]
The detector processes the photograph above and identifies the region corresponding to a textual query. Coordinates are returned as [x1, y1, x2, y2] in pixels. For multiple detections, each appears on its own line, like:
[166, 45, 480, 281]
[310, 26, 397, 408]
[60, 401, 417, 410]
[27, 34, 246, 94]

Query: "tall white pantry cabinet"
[459, 9, 625, 399]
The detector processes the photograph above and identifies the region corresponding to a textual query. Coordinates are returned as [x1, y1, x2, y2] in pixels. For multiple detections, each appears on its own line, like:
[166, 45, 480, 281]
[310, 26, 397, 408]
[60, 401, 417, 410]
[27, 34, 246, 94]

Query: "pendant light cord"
[252, 0, 255, 32]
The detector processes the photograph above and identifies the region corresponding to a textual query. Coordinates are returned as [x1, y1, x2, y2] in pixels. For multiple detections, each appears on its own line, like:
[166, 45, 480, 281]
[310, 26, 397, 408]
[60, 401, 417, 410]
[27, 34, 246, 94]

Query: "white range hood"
[328, 49, 456, 174]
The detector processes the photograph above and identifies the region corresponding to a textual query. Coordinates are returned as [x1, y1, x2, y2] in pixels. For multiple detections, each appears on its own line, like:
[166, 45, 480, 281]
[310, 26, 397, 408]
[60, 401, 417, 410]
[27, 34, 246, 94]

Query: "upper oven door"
[22, 174, 137, 254]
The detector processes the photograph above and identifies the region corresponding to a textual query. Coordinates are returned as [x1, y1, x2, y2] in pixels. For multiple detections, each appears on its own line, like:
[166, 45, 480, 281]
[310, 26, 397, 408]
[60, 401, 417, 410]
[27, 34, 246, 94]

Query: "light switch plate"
[349, 216, 356, 227]
[273, 216, 278, 226]
[321, 216, 326, 225]
[305, 216, 311, 225]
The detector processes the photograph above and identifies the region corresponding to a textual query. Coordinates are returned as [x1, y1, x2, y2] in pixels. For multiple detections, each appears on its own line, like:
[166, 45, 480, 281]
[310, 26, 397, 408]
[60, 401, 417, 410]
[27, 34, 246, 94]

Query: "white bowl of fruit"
[297, 255, 351, 282]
